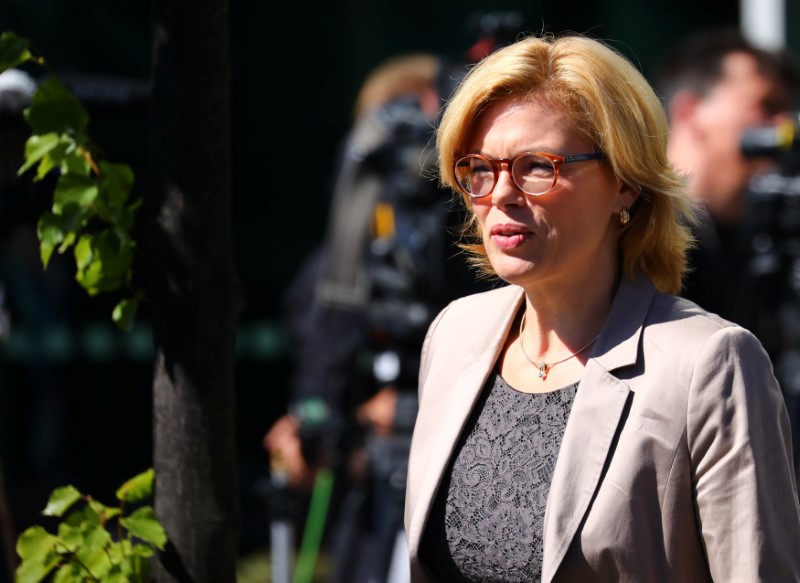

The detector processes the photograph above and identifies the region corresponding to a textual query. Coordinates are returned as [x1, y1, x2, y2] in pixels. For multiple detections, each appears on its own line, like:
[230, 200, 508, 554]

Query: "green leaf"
[17, 132, 75, 181]
[60, 149, 91, 177]
[56, 523, 82, 553]
[86, 498, 116, 523]
[38, 137, 76, 181]
[80, 523, 111, 551]
[64, 503, 100, 527]
[107, 539, 132, 562]
[116, 468, 153, 503]
[74, 234, 92, 271]
[130, 544, 154, 558]
[112, 297, 139, 332]
[37, 204, 87, 267]
[52, 561, 86, 583]
[120, 506, 167, 550]
[42, 485, 82, 517]
[74, 230, 134, 295]
[58, 231, 77, 254]
[53, 173, 99, 213]
[101, 506, 121, 521]
[24, 77, 89, 137]
[16, 526, 58, 560]
[56, 203, 85, 243]
[103, 565, 133, 583]
[0, 31, 32, 71]
[37, 211, 65, 268]
[18, 133, 60, 176]
[98, 161, 134, 207]
[75, 544, 112, 578]
[15, 550, 61, 583]
[117, 554, 150, 579]
[35, 152, 56, 181]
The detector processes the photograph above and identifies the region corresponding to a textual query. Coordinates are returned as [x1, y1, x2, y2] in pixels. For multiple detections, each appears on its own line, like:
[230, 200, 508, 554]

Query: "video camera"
[362, 96, 449, 387]
[741, 113, 800, 159]
[741, 113, 800, 283]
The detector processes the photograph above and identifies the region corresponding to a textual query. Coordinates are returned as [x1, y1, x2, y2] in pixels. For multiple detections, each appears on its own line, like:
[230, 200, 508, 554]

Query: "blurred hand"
[263, 414, 316, 491]
[356, 386, 398, 437]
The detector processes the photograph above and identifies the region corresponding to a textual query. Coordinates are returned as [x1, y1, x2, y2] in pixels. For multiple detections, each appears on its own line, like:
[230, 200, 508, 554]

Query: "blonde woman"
[404, 34, 800, 582]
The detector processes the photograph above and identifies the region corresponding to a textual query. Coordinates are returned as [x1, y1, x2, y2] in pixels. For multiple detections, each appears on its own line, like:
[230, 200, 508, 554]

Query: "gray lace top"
[420, 370, 578, 583]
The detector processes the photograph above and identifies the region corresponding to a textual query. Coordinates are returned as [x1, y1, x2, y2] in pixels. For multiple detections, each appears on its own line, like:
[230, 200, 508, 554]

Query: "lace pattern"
[420, 371, 578, 583]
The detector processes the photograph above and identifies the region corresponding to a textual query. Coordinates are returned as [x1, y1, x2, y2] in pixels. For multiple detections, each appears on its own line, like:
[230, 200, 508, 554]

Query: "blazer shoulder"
[648, 290, 739, 338]
[643, 291, 771, 374]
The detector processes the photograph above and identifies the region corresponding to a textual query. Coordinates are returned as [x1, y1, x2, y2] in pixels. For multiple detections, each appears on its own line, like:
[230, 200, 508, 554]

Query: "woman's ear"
[615, 179, 640, 214]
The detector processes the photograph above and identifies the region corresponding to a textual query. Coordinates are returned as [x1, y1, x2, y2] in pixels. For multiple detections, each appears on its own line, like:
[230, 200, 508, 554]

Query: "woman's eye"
[471, 160, 491, 174]
[519, 157, 552, 176]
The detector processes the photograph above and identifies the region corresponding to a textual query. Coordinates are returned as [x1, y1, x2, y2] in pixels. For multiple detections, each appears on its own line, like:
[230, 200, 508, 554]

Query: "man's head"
[656, 27, 796, 225]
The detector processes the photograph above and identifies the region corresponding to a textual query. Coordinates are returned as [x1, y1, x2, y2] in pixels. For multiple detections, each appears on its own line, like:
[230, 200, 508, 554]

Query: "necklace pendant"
[538, 363, 548, 379]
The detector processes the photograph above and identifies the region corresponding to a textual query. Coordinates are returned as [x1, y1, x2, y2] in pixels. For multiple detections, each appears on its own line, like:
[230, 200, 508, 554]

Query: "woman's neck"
[519, 263, 619, 358]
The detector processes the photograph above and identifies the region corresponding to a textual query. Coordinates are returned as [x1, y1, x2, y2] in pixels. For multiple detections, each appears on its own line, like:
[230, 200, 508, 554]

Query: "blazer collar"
[541, 274, 655, 582]
[592, 273, 654, 373]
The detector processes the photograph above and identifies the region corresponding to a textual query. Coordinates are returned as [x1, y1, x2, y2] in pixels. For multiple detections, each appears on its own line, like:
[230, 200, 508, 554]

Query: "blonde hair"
[437, 34, 697, 294]
[354, 53, 440, 121]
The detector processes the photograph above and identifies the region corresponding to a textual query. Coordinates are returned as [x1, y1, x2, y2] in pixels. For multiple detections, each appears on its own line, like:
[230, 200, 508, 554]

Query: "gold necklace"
[518, 313, 599, 380]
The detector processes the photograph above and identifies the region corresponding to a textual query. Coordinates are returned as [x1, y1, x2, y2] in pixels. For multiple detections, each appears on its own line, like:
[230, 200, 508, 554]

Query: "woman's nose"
[491, 168, 525, 207]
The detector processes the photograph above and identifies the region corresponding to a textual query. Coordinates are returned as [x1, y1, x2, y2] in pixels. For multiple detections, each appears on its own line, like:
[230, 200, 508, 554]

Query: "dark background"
[0, 0, 797, 565]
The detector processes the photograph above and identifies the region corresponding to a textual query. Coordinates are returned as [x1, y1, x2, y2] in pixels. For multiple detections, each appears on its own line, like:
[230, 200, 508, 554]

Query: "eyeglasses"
[454, 151, 606, 198]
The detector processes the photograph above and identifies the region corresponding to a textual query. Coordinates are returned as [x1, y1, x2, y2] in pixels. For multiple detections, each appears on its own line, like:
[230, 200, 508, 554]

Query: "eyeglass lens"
[455, 153, 557, 197]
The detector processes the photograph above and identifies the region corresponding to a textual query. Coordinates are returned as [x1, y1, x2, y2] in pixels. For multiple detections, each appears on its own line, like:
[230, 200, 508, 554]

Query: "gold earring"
[619, 209, 630, 225]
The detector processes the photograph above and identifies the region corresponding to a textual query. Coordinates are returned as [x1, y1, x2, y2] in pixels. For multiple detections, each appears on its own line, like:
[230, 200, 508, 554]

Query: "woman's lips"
[489, 224, 533, 249]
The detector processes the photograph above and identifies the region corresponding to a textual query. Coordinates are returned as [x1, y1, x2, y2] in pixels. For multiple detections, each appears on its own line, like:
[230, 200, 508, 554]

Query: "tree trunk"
[145, 0, 241, 580]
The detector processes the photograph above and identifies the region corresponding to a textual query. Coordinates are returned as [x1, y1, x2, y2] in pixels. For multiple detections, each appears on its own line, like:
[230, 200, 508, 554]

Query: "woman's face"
[466, 97, 636, 293]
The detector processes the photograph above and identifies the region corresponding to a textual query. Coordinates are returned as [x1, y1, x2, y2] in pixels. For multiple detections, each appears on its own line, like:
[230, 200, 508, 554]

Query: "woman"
[404, 34, 800, 582]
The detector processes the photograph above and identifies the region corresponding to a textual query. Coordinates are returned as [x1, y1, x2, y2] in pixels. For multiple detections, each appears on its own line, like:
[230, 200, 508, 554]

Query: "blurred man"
[263, 52, 479, 583]
[655, 27, 796, 328]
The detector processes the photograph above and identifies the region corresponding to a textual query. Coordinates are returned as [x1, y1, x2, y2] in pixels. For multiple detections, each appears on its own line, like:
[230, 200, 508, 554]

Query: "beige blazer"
[405, 276, 800, 582]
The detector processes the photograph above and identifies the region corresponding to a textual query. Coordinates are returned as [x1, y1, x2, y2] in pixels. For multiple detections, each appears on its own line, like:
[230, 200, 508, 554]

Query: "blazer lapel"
[407, 286, 524, 551]
[541, 276, 655, 582]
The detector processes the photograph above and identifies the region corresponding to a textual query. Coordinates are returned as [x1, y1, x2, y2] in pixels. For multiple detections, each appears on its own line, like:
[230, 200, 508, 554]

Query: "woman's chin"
[488, 255, 540, 286]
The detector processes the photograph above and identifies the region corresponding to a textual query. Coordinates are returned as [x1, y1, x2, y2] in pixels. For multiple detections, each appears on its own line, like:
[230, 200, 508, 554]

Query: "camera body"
[741, 114, 800, 348]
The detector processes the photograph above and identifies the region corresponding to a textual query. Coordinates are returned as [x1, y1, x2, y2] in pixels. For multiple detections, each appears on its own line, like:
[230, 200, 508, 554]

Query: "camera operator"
[263, 51, 445, 489]
[655, 26, 797, 331]
[264, 50, 445, 471]
[263, 51, 480, 583]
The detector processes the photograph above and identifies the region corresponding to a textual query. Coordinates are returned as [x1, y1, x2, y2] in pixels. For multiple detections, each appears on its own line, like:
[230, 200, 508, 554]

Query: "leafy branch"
[15, 469, 167, 583]
[0, 31, 143, 331]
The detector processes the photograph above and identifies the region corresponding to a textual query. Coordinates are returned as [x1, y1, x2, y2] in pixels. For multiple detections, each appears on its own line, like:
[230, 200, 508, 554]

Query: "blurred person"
[264, 50, 444, 489]
[353, 53, 442, 121]
[263, 51, 445, 487]
[654, 26, 797, 328]
[405, 33, 800, 582]
[263, 51, 483, 583]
